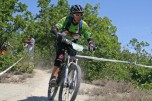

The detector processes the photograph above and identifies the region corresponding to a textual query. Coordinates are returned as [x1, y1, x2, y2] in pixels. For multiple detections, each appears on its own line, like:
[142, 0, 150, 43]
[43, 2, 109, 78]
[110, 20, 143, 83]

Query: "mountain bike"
[48, 38, 89, 101]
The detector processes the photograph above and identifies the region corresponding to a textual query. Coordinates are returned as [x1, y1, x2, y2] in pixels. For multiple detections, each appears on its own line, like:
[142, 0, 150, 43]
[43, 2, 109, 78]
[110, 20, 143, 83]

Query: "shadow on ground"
[19, 96, 57, 101]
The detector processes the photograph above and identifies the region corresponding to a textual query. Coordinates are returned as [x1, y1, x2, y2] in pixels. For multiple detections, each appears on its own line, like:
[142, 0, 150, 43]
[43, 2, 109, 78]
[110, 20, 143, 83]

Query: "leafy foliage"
[0, 0, 152, 89]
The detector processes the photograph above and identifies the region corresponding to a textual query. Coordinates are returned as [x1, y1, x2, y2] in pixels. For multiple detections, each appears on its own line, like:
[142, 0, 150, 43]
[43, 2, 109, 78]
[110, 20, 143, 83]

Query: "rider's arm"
[81, 21, 95, 49]
[50, 17, 68, 36]
[81, 21, 94, 41]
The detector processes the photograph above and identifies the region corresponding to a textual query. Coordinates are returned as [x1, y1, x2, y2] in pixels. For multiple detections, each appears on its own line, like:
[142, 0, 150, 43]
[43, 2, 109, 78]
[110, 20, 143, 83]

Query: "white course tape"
[0, 57, 23, 76]
[76, 55, 152, 69]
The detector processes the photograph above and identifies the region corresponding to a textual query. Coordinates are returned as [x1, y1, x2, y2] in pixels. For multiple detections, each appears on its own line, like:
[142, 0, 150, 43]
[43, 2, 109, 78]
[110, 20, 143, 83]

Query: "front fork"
[63, 56, 78, 87]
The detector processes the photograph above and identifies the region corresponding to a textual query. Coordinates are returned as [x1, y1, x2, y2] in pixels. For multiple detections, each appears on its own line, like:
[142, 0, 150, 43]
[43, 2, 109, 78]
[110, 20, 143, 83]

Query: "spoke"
[61, 66, 79, 101]
[63, 88, 69, 101]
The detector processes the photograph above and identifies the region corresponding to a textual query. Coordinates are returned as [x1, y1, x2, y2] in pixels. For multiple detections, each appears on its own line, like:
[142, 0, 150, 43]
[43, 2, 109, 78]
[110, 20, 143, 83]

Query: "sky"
[19, 0, 152, 53]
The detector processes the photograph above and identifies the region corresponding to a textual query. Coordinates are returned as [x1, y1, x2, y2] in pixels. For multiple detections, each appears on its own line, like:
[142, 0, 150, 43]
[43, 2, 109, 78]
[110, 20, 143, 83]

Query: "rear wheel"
[48, 78, 58, 101]
[58, 64, 81, 101]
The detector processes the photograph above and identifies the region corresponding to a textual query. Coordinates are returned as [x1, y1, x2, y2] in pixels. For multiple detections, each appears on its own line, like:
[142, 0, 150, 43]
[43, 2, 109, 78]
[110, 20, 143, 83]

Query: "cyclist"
[50, 4, 95, 86]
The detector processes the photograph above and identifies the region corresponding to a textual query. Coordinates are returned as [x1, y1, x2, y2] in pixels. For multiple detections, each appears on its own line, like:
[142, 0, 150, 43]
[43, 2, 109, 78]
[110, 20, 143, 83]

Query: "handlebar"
[56, 32, 97, 52]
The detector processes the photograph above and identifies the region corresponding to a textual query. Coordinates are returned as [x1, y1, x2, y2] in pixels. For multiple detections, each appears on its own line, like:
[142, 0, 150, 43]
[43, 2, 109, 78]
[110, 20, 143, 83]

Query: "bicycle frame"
[61, 39, 87, 88]
[48, 36, 91, 101]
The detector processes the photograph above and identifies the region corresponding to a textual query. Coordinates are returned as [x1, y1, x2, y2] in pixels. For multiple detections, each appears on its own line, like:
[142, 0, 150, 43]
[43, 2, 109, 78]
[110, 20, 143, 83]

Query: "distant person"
[1, 43, 7, 55]
[1, 42, 14, 56]
[25, 35, 35, 61]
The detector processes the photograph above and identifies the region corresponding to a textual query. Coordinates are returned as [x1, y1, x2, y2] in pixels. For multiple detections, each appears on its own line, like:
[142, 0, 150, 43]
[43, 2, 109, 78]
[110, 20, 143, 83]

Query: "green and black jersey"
[55, 16, 92, 40]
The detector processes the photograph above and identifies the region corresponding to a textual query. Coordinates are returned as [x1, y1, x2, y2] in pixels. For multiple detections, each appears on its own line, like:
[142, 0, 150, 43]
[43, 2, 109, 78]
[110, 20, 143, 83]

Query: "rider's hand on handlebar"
[57, 31, 66, 36]
[61, 36, 72, 45]
[57, 32, 70, 44]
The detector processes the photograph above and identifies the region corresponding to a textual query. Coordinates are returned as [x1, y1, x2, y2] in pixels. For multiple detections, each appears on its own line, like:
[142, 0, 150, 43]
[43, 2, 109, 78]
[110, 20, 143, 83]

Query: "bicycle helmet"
[70, 4, 84, 13]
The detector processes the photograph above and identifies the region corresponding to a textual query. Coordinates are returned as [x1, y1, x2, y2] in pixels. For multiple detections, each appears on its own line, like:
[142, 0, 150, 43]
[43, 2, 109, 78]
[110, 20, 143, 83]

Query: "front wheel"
[58, 64, 82, 101]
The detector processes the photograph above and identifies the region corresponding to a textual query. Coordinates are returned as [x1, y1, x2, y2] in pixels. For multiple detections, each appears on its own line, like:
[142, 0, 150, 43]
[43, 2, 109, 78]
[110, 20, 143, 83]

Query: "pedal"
[49, 80, 57, 87]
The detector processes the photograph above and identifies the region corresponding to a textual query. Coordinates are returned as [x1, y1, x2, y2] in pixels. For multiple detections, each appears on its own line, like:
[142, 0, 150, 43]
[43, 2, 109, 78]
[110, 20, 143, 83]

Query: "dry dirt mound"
[0, 72, 33, 83]
[0, 69, 98, 101]
[1, 68, 151, 101]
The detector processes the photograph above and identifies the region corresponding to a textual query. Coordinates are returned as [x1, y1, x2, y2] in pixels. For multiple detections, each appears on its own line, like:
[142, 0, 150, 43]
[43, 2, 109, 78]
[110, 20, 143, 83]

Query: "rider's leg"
[50, 42, 65, 86]
[51, 66, 60, 78]
[50, 65, 60, 86]
[51, 53, 65, 84]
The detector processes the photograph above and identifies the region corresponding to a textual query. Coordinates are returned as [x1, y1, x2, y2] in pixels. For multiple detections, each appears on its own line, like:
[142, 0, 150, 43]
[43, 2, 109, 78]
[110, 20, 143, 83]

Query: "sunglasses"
[74, 13, 83, 17]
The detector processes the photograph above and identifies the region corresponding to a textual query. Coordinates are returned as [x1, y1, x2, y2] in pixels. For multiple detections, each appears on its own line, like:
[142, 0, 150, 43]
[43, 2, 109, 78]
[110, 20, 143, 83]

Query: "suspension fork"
[63, 55, 79, 87]
[73, 58, 78, 82]
[63, 56, 70, 87]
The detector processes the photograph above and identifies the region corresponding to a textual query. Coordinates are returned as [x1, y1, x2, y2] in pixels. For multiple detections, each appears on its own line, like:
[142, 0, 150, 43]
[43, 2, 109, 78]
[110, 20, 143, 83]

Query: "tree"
[77, 4, 121, 80]
[34, 0, 70, 64]
[128, 38, 149, 62]
[0, 0, 31, 50]
[0, 0, 34, 72]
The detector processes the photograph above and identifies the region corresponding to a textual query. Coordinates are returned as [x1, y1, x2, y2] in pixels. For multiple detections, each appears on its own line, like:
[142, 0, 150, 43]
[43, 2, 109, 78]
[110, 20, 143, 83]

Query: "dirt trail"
[0, 69, 98, 101]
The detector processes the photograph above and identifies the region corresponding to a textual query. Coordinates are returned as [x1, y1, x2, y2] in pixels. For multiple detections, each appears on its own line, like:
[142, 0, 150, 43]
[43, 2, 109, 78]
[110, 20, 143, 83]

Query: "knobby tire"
[58, 64, 82, 101]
